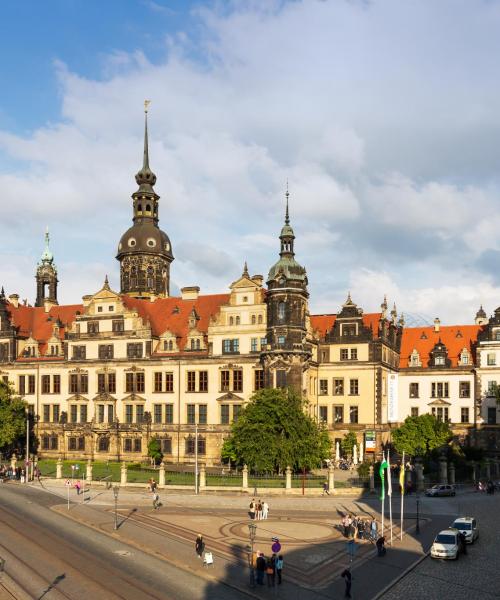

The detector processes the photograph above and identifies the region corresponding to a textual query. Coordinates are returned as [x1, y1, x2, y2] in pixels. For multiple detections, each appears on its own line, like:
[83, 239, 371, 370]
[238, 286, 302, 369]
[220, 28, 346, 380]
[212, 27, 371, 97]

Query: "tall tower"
[261, 189, 311, 393]
[35, 228, 58, 307]
[117, 103, 174, 298]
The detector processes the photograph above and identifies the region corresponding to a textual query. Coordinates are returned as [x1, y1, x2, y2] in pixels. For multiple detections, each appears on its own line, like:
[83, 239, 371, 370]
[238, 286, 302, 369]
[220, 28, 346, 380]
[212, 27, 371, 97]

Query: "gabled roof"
[310, 313, 383, 339]
[7, 304, 83, 345]
[400, 325, 482, 368]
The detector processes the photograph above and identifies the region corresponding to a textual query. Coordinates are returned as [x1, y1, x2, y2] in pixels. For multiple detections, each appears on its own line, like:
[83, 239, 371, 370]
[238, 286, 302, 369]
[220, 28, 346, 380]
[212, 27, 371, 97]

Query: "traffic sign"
[272, 542, 281, 553]
[65, 480, 71, 486]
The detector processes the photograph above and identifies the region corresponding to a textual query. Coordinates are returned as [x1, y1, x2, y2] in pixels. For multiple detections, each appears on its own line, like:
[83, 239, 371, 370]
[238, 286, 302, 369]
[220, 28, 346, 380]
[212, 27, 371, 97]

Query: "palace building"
[0, 112, 498, 464]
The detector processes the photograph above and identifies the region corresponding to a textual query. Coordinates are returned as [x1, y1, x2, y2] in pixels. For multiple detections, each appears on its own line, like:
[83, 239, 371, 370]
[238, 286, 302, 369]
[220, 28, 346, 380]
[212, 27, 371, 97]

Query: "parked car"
[451, 517, 478, 544]
[430, 528, 461, 560]
[425, 484, 455, 497]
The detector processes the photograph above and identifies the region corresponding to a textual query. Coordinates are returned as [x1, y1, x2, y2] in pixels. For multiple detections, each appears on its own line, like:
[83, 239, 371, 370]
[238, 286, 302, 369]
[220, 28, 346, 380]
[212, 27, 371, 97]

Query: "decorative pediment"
[92, 393, 117, 403]
[121, 393, 146, 402]
[427, 399, 451, 407]
[66, 394, 89, 402]
[216, 392, 245, 402]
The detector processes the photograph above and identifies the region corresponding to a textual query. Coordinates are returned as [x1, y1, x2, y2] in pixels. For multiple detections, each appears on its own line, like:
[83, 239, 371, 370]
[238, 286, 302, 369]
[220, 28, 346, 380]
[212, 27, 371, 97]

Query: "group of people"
[340, 514, 378, 542]
[254, 552, 284, 586]
[248, 498, 269, 520]
[0, 464, 42, 483]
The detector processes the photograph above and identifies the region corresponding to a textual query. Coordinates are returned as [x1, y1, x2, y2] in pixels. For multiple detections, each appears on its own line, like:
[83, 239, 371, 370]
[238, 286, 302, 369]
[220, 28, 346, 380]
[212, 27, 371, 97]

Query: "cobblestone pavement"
[380, 492, 500, 600]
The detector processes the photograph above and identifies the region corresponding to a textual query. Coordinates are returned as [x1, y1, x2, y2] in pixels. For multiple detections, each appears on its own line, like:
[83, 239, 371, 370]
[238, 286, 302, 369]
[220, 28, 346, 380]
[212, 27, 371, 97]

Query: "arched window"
[251, 315, 256, 325]
[168, 340, 173, 351]
[236, 316, 240, 326]
[138, 204, 142, 212]
[146, 204, 151, 213]
[258, 315, 263, 324]
[278, 302, 286, 323]
[147, 266, 154, 289]
[195, 339, 201, 350]
[229, 317, 234, 326]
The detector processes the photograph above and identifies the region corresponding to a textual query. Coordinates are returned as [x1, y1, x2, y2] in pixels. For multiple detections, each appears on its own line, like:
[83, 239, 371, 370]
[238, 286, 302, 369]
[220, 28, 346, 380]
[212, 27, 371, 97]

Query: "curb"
[371, 551, 430, 599]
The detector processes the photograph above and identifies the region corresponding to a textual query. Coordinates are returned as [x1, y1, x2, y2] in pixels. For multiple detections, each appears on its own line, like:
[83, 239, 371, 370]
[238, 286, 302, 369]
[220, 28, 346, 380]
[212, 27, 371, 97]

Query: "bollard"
[159, 462, 165, 487]
[120, 462, 127, 486]
[199, 465, 206, 490]
[285, 466, 292, 490]
[328, 464, 335, 492]
[242, 464, 248, 490]
[56, 457, 63, 479]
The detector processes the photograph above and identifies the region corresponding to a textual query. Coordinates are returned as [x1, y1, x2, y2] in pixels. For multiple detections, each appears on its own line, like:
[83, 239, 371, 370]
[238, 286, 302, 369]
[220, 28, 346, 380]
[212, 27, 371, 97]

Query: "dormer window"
[410, 350, 421, 367]
[459, 348, 470, 365]
[434, 356, 445, 366]
[229, 317, 234, 326]
[342, 324, 356, 337]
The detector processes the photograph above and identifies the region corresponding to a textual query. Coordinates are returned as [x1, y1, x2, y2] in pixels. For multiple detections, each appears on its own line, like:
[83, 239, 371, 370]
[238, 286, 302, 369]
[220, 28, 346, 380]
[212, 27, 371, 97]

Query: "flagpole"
[381, 451, 385, 537]
[388, 450, 393, 545]
[400, 451, 405, 541]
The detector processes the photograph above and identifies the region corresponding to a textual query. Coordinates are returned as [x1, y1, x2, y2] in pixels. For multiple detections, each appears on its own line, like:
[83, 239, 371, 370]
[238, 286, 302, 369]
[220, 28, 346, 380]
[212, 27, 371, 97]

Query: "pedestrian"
[256, 552, 266, 585]
[376, 536, 386, 557]
[276, 554, 283, 584]
[370, 517, 377, 542]
[322, 481, 330, 496]
[256, 499, 263, 520]
[151, 478, 157, 493]
[249, 498, 256, 520]
[262, 500, 269, 520]
[152, 491, 160, 510]
[75, 480, 81, 495]
[341, 567, 352, 598]
[458, 531, 467, 555]
[266, 554, 276, 587]
[195, 534, 205, 559]
[35, 467, 41, 483]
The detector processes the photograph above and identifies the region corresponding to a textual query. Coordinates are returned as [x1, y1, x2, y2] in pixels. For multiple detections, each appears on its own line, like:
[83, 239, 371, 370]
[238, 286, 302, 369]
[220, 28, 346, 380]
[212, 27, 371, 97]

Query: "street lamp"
[416, 492, 420, 535]
[113, 485, 120, 530]
[248, 522, 257, 588]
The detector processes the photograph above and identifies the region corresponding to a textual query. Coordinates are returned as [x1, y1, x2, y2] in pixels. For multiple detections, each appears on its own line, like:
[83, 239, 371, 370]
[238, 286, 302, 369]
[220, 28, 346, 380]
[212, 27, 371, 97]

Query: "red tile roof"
[310, 313, 383, 339]
[400, 325, 482, 368]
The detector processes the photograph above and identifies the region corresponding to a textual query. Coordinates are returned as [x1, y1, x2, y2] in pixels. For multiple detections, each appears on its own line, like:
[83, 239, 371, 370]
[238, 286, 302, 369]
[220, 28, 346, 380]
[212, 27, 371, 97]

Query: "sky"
[1, 0, 500, 325]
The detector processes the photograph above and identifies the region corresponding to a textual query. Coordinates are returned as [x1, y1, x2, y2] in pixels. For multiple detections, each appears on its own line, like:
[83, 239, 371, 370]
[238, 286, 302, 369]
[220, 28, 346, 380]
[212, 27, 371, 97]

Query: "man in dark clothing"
[376, 536, 386, 556]
[458, 531, 467, 555]
[341, 568, 352, 598]
[255, 553, 266, 585]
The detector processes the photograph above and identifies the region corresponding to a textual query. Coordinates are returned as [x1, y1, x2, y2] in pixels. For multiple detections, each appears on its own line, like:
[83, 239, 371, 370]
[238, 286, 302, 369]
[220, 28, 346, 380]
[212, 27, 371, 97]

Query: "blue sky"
[2, 0, 500, 324]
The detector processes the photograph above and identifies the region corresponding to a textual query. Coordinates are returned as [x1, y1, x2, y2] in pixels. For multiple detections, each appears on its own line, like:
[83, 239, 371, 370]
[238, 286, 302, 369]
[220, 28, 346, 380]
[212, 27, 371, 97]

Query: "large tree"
[222, 387, 331, 473]
[392, 414, 452, 457]
[0, 380, 27, 455]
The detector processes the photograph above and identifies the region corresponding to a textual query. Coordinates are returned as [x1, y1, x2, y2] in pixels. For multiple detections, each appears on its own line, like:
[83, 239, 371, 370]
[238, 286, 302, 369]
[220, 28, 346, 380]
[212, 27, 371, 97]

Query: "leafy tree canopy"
[392, 414, 452, 457]
[0, 381, 27, 454]
[147, 437, 163, 465]
[341, 431, 358, 457]
[224, 388, 331, 473]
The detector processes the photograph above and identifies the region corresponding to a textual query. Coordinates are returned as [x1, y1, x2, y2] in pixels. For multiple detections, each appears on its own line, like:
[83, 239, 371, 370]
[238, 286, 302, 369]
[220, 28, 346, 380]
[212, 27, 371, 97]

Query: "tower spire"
[285, 180, 290, 226]
[135, 100, 156, 187]
[143, 99, 151, 171]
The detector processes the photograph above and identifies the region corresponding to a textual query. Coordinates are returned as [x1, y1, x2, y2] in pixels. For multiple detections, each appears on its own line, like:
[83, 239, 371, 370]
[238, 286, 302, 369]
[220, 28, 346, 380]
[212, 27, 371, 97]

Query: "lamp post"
[113, 485, 120, 530]
[416, 492, 420, 535]
[248, 522, 257, 588]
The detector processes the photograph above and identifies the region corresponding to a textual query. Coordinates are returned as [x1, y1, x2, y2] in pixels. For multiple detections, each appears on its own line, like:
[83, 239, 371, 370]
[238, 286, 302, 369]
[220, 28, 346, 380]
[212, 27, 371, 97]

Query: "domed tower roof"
[116, 102, 174, 298]
[267, 188, 307, 287]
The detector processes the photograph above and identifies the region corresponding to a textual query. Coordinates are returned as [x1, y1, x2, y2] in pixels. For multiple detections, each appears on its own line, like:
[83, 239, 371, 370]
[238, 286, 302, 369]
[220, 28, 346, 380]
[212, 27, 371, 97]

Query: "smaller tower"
[35, 228, 58, 308]
[475, 305, 487, 326]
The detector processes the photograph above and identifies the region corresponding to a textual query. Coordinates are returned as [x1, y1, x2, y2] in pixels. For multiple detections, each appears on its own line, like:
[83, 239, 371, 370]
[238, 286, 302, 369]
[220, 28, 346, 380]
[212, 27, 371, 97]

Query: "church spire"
[135, 100, 157, 188]
[40, 227, 54, 264]
[285, 180, 290, 226]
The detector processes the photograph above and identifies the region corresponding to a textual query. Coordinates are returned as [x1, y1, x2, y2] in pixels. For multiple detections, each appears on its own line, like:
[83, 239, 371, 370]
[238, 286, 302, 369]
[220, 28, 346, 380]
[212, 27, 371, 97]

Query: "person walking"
[376, 536, 386, 556]
[249, 498, 256, 520]
[152, 491, 160, 510]
[256, 499, 263, 521]
[370, 517, 378, 542]
[75, 480, 81, 495]
[322, 481, 330, 496]
[195, 534, 205, 559]
[276, 554, 283, 584]
[458, 531, 467, 555]
[262, 500, 269, 520]
[341, 567, 352, 598]
[255, 553, 266, 585]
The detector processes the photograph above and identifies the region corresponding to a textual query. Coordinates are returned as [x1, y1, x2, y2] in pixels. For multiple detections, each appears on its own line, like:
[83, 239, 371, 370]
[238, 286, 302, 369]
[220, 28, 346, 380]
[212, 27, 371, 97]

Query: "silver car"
[425, 484, 456, 497]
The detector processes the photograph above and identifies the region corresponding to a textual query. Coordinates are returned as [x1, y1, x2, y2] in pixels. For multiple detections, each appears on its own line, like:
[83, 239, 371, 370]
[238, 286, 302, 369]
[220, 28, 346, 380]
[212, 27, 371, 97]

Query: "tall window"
[112, 320, 124, 333]
[254, 370, 264, 391]
[251, 338, 258, 352]
[42, 375, 51, 394]
[98, 372, 116, 393]
[87, 321, 99, 334]
[69, 372, 88, 394]
[98, 344, 114, 360]
[199, 371, 208, 392]
[187, 404, 195, 425]
[333, 406, 344, 423]
[411, 407, 419, 417]
[222, 339, 239, 354]
[319, 379, 328, 395]
[221, 370, 230, 392]
[185, 436, 205, 455]
[319, 406, 328, 422]
[349, 406, 359, 424]
[136, 405, 144, 423]
[459, 381, 470, 398]
[161, 437, 172, 454]
[333, 379, 344, 395]
[72, 345, 86, 360]
[461, 407, 469, 423]
[199, 404, 207, 425]
[125, 371, 145, 393]
[98, 404, 105, 423]
[221, 404, 230, 424]
[43, 404, 50, 422]
[80, 405, 88, 423]
[53, 375, 61, 394]
[233, 370, 243, 393]
[276, 370, 287, 388]
[431, 382, 449, 398]
[127, 343, 143, 359]
[409, 383, 419, 398]
[349, 379, 359, 395]
[154, 404, 162, 424]
[70, 405, 78, 423]
[187, 371, 196, 392]
[165, 404, 173, 424]
[278, 302, 286, 322]
[432, 406, 449, 422]
[125, 405, 133, 424]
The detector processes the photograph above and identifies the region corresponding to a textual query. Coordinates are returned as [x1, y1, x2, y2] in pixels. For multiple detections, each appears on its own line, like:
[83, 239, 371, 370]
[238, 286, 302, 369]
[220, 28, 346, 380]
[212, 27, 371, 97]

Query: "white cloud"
[2, 0, 500, 324]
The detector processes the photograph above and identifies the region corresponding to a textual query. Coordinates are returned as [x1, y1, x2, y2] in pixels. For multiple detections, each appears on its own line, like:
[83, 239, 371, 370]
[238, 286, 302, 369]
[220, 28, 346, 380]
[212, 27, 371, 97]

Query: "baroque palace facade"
[0, 112, 499, 465]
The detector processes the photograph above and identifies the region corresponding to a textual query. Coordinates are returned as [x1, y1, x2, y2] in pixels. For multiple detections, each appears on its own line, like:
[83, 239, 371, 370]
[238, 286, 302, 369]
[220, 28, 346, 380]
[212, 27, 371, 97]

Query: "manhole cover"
[114, 550, 132, 557]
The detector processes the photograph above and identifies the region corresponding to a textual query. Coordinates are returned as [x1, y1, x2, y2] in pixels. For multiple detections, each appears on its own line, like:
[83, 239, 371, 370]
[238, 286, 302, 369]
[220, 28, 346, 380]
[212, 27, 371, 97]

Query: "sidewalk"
[35, 480, 444, 599]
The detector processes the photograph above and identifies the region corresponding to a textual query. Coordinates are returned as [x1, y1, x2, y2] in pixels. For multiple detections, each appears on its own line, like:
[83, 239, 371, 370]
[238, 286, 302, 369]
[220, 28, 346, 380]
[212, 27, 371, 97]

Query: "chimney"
[181, 286, 200, 301]
[251, 275, 264, 287]
[434, 317, 440, 333]
[8, 294, 19, 308]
